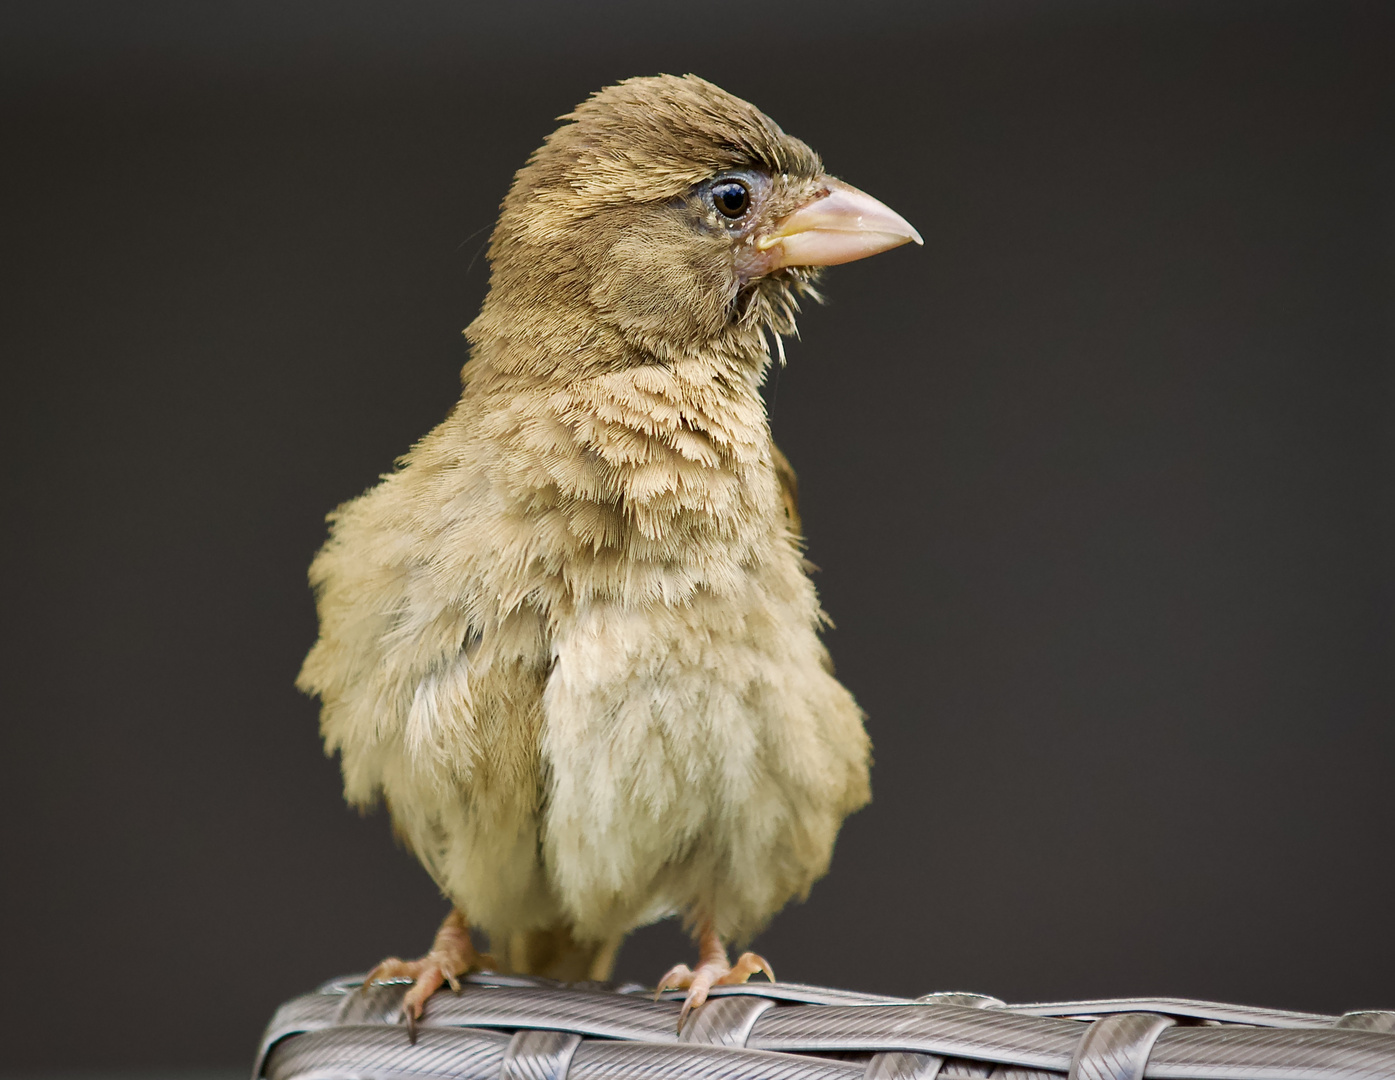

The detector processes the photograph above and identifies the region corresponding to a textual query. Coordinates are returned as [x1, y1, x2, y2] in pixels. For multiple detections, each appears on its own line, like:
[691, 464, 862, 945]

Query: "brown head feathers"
[468, 75, 827, 377]
[547, 74, 821, 201]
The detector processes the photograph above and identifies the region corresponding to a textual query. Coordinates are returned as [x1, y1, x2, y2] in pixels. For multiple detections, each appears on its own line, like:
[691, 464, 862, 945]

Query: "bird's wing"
[771, 440, 802, 536]
[297, 453, 501, 812]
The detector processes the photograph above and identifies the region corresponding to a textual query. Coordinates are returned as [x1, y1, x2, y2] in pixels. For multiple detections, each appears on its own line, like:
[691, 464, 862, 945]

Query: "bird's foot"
[655, 929, 774, 1030]
[360, 909, 490, 1041]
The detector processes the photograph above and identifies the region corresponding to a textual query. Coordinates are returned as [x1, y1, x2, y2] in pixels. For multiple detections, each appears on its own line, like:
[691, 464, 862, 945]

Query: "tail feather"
[493, 925, 622, 982]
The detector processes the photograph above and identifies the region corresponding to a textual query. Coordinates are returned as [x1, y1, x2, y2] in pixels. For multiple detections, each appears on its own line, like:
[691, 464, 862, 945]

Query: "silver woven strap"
[1067, 1013, 1174, 1080]
[865, 1051, 945, 1080]
[502, 1030, 583, 1080]
[916, 994, 1008, 1009]
[255, 976, 1395, 1080]
[679, 995, 777, 1046]
[1334, 1011, 1395, 1034]
[862, 992, 999, 1080]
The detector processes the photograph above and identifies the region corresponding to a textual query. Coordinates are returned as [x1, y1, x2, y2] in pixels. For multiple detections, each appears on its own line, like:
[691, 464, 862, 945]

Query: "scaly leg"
[655, 921, 774, 1029]
[361, 909, 489, 1040]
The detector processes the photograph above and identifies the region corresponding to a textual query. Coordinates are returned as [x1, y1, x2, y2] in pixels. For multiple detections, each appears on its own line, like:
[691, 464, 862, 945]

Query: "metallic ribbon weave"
[254, 973, 1395, 1080]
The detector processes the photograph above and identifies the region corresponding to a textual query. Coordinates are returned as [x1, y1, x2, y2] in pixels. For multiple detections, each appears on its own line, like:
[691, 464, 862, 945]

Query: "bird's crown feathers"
[546, 74, 822, 203]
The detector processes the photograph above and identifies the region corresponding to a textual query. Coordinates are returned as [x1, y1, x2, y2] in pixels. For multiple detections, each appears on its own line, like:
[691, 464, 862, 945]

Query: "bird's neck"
[456, 328, 783, 581]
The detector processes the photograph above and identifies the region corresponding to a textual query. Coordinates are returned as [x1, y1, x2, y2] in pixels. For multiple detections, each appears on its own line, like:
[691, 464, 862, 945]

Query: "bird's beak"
[756, 179, 923, 268]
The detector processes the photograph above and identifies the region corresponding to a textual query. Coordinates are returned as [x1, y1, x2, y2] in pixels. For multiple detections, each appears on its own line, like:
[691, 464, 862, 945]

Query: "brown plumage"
[297, 73, 920, 1029]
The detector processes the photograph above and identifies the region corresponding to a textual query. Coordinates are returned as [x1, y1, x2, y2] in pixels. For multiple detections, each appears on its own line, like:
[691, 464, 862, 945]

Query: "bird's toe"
[654, 963, 696, 999]
[716, 951, 775, 986]
[361, 956, 413, 990]
[677, 969, 719, 1030]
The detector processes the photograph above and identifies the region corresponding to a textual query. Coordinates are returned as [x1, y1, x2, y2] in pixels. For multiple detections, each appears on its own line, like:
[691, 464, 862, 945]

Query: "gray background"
[2, 0, 1392, 1073]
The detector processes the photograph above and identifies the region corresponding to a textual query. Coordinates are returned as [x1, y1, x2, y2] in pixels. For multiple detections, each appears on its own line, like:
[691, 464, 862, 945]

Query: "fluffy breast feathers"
[299, 350, 868, 944]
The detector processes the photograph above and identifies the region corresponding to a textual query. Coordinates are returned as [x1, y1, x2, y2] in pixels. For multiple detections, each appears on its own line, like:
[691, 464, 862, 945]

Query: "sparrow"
[297, 73, 921, 1032]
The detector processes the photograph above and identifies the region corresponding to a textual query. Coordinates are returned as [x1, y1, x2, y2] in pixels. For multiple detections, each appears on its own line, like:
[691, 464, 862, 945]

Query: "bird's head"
[470, 74, 921, 373]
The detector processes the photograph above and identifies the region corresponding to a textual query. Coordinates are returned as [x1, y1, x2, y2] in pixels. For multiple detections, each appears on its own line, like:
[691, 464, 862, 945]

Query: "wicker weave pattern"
[1069, 1013, 1175, 1080]
[255, 974, 1395, 1080]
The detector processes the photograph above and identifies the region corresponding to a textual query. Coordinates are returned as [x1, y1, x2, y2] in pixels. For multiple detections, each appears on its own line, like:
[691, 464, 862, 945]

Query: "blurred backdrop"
[2, 0, 1392, 1073]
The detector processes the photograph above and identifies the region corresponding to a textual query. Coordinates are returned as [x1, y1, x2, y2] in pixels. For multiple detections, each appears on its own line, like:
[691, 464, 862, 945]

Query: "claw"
[655, 930, 776, 1033]
[363, 910, 481, 1042]
[730, 951, 776, 985]
[654, 963, 694, 1001]
[677, 987, 706, 1031]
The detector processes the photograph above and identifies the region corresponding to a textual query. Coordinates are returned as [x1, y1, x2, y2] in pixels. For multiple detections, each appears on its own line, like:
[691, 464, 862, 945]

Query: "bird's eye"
[711, 179, 751, 219]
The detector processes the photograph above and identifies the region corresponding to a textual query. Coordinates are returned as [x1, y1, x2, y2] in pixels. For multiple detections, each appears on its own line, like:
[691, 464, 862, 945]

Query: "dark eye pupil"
[713, 180, 750, 218]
